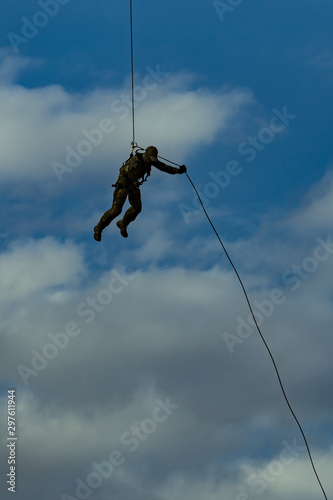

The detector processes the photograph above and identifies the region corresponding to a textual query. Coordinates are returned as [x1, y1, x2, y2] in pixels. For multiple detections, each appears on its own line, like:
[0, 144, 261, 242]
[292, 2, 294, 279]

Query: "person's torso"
[126, 154, 151, 180]
[120, 154, 151, 181]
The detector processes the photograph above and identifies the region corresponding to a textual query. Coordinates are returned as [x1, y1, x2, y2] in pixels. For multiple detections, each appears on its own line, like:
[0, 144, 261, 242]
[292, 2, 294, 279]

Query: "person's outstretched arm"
[152, 159, 186, 175]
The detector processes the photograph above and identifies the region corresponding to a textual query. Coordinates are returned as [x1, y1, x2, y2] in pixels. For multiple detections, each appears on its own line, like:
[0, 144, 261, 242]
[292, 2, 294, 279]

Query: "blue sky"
[1, 1, 333, 499]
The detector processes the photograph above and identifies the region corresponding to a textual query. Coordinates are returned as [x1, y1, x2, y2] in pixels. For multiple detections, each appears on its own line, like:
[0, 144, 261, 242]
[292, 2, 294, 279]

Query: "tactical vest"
[125, 153, 151, 185]
[135, 153, 151, 185]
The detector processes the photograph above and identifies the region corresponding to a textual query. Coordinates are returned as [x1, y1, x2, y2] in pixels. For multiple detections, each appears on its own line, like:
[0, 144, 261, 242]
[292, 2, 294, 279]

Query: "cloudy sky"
[1, 1, 333, 499]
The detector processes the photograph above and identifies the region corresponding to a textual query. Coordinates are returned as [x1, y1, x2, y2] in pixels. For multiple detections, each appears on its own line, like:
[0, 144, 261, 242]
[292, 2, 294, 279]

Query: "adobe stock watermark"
[213, 0, 244, 22]
[223, 235, 333, 353]
[17, 269, 135, 385]
[61, 397, 179, 500]
[7, 0, 71, 54]
[236, 438, 306, 500]
[52, 65, 169, 183]
[179, 106, 296, 224]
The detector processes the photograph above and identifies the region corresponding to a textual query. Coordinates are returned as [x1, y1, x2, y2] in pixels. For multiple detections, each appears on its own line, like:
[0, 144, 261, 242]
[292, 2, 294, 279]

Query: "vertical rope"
[129, 0, 135, 148]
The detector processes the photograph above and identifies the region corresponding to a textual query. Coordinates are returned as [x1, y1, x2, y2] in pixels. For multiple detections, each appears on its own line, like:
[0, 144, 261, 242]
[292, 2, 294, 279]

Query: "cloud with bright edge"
[286, 169, 333, 234]
[0, 237, 85, 303]
[0, 53, 254, 181]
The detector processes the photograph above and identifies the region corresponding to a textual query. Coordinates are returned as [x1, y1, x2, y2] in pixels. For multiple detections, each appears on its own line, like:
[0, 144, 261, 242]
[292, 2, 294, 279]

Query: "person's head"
[145, 146, 158, 162]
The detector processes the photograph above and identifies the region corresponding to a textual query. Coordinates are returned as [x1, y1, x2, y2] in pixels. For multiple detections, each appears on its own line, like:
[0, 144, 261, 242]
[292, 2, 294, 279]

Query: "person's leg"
[116, 186, 142, 238]
[94, 187, 128, 241]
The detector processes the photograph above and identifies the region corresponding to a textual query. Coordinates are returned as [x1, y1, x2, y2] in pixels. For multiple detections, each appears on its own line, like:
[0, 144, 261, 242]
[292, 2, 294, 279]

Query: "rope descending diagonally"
[158, 155, 328, 500]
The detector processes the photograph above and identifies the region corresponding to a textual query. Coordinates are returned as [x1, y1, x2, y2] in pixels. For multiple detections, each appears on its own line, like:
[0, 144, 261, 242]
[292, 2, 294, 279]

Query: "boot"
[93, 225, 102, 242]
[116, 220, 128, 238]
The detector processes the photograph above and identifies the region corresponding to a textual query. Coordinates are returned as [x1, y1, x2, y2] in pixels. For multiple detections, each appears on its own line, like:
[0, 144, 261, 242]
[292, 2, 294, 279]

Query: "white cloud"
[155, 450, 333, 500]
[0, 237, 85, 303]
[135, 86, 253, 161]
[0, 54, 253, 181]
[286, 169, 333, 234]
[0, 48, 40, 85]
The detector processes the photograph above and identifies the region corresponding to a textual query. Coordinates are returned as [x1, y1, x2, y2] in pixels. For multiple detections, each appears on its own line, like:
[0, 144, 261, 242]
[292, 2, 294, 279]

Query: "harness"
[135, 152, 151, 185]
[112, 152, 151, 188]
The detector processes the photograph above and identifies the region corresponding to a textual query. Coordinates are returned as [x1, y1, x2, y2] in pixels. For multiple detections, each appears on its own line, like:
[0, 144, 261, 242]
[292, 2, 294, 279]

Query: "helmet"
[145, 146, 158, 162]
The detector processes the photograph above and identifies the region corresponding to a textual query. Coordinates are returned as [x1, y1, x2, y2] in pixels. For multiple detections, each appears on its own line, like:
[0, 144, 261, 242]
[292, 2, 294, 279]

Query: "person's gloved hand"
[178, 165, 187, 174]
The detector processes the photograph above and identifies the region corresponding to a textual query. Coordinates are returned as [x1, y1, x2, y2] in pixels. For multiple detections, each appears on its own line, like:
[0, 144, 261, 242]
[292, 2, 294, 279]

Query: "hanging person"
[93, 146, 187, 240]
